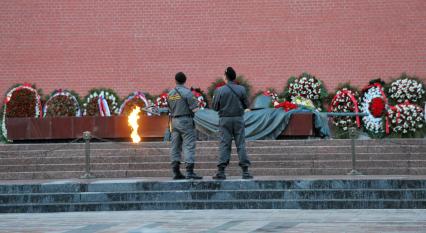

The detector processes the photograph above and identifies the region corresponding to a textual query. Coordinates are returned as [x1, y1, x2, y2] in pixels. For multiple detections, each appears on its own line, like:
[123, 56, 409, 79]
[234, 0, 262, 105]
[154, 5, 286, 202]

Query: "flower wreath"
[207, 75, 252, 100]
[387, 73, 426, 105]
[388, 101, 425, 138]
[329, 84, 361, 134]
[1, 83, 42, 141]
[155, 92, 169, 109]
[43, 89, 81, 117]
[282, 72, 328, 111]
[83, 88, 120, 116]
[191, 87, 208, 109]
[119, 91, 151, 116]
[360, 81, 388, 138]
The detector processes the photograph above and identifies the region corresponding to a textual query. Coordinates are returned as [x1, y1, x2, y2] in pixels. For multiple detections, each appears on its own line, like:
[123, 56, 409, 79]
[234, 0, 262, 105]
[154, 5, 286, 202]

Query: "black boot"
[241, 166, 253, 179]
[212, 165, 226, 180]
[186, 163, 203, 180]
[172, 161, 185, 180]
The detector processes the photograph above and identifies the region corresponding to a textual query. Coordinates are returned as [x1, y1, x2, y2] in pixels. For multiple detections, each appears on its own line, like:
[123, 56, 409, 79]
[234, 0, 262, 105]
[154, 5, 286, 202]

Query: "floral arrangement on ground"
[154, 89, 170, 109]
[388, 101, 425, 138]
[43, 89, 81, 117]
[1, 83, 43, 141]
[282, 72, 328, 111]
[83, 88, 121, 116]
[360, 79, 388, 138]
[329, 83, 361, 138]
[191, 87, 209, 109]
[386, 73, 425, 105]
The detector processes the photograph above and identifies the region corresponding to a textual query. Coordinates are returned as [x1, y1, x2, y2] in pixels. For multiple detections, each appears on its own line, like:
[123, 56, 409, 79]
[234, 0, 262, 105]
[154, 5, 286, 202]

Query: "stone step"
[1, 189, 426, 204]
[2, 179, 426, 193]
[2, 199, 426, 213]
[0, 145, 424, 159]
[2, 167, 426, 180]
[1, 139, 424, 151]
[2, 160, 426, 172]
[1, 153, 425, 165]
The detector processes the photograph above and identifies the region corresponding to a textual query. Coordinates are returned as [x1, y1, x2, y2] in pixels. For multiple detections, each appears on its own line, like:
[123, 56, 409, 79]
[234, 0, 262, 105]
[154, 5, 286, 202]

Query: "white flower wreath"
[360, 86, 386, 135]
[388, 103, 424, 135]
[388, 78, 425, 104]
[83, 90, 120, 116]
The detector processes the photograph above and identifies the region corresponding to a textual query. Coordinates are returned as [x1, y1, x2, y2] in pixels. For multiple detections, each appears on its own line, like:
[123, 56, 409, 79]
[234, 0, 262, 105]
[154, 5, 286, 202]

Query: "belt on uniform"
[172, 114, 192, 118]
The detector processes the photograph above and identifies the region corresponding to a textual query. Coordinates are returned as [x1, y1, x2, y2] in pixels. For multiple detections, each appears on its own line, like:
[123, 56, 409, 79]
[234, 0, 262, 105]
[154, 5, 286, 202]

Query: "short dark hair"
[224, 67, 236, 81]
[175, 72, 187, 84]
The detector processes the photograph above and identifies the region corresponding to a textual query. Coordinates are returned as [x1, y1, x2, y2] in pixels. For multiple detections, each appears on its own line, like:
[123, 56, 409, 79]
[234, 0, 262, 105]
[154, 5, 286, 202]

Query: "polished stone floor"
[1, 209, 426, 233]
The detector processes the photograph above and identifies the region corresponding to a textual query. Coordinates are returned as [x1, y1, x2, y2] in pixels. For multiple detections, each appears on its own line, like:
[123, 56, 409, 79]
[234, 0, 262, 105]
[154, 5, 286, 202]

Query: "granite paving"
[1, 209, 426, 232]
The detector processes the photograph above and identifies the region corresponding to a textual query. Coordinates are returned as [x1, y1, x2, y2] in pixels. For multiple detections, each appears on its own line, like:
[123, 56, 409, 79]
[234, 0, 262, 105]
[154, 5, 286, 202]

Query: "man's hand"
[244, 109, 251, 113]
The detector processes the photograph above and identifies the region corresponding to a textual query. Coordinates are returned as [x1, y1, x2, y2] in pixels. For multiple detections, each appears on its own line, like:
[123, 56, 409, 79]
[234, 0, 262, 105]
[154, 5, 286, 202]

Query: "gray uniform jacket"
[168, 85, 198, 117]
[212, 81, 249, 117]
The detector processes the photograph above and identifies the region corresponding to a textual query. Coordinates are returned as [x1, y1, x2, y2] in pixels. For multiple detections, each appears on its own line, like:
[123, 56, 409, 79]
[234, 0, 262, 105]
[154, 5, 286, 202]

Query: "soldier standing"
[212, 67, 253, 180]
[167, 72, 202, 180]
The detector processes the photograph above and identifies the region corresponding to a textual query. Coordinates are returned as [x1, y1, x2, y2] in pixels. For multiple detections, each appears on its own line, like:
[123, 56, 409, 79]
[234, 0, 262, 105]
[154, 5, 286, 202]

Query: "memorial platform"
[0, 175, 426, 213]
[0, 139, 424, 179]
[0, 139, 424, 213]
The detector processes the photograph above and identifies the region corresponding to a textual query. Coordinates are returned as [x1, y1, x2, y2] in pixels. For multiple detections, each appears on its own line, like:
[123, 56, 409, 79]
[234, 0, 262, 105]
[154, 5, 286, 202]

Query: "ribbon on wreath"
[98, 95, 111, 117]
[328, 90, 361, 128]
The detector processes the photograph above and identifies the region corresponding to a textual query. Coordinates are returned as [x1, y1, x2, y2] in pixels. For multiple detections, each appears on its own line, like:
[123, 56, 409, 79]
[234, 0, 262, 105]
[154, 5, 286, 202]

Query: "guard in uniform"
[212, 67, 253, 180]
[167, 72, 202, 180]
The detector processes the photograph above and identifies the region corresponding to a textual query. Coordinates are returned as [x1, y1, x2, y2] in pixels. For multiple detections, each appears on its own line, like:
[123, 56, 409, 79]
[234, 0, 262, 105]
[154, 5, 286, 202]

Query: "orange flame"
[128, 107, 141, 143]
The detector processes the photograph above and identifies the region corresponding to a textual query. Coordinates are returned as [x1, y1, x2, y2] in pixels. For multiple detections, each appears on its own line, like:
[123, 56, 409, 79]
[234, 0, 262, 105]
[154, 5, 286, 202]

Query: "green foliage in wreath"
[44, 89, 82, 117]
[83, 88, 121, 116]
[207, 75, 252, 100]
[282, 72, 328, 111]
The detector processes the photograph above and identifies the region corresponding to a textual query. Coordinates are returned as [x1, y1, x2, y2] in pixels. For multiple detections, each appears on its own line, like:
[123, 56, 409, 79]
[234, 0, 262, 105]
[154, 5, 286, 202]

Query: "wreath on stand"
[43, 89, 81, 117]
[154, 90, 169, 110]
[82, 88, 121, 116]
[190, 87, 208, 109]
[386, 73, 425, 105]
[119, 91, 153, 116]
[1, 83, 43, 141]
[388, 101, 425, 138]
[282, 72, 328, 111]
[360, 79, 388, 138]
[207, 75, 252, 100]
[328, 84, 361, 138]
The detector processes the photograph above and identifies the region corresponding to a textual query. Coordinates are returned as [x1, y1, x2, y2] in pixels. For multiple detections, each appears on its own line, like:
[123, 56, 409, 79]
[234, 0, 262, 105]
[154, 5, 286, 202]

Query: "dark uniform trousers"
[218, 116, 251, 167]
[170, 116, 196, 164]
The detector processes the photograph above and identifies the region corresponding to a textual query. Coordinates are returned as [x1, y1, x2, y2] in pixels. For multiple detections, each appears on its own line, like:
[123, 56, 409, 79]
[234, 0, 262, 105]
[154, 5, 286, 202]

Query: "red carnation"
[369, 97, 385, 118]
[275, 101, 298, 112]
